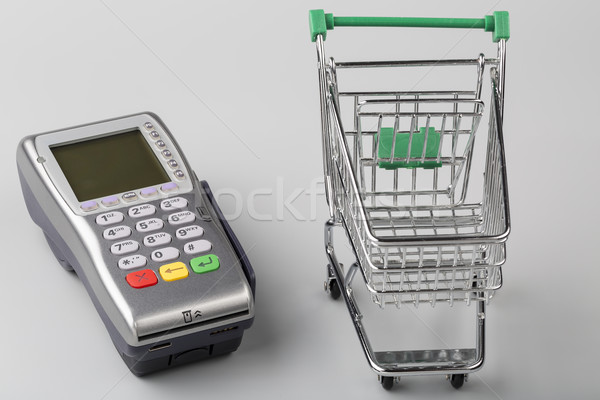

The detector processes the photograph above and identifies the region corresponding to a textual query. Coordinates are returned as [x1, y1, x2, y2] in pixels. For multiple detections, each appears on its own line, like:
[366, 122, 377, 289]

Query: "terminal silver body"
[17, 113, 255, 374]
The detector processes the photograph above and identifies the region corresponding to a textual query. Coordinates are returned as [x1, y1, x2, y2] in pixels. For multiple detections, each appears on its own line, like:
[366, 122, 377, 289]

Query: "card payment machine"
[16, 113, 256, 375]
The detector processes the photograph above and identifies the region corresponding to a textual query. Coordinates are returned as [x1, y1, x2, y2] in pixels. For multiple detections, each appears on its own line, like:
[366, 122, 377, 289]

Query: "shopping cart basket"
[309, 10, 511, 390]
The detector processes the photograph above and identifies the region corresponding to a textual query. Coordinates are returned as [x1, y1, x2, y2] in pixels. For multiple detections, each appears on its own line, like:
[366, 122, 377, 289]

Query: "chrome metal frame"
[315, 32, 510, 379]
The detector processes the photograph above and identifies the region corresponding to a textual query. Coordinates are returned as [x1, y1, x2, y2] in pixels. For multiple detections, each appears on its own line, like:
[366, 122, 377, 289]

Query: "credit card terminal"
[17, 112, 255, 375]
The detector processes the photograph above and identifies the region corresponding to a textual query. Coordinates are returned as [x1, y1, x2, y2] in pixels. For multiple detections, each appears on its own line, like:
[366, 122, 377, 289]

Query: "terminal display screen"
[51, 129, 170, 201]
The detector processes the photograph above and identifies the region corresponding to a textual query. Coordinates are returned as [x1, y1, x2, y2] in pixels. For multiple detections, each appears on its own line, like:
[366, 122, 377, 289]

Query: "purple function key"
[161, 182, 178, 193]
[80, 200, 99, 211]
[140, 187, 158, 198]
[101, 195, 119, 206]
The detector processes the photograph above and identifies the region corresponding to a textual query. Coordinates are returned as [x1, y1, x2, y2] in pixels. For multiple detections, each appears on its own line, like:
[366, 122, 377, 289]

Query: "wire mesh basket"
[319, 26, 510, 309]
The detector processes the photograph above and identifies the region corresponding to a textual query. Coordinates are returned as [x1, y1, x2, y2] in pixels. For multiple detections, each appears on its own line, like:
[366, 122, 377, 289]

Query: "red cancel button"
[126, 269, 158, 289]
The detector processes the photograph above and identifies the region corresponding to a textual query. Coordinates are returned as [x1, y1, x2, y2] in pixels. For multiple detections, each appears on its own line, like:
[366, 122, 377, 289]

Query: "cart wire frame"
[312, 10, 511, 387]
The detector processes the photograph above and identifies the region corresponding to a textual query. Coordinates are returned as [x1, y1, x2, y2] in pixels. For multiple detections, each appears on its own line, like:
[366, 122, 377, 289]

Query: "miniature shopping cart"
[309, 10, 511, 390]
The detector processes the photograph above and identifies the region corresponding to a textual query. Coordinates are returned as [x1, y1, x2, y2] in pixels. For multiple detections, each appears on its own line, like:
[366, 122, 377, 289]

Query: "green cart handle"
[309, 10, 510, 43]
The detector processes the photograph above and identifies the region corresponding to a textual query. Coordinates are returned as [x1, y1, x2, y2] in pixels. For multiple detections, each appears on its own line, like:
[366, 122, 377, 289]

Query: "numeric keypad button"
[183, 239, 212, 255]
[103, 226, 132, 240]
[150, 247, 180, 262]
[118, 255, 147, 270]
[128, 204, 156, 218]
[168, 211, 195, 226]
[176, 225, 204, 240]
[110, 240, 139, 255]
[135, 218, 164, 233]
[160, 197, 188, 211]
[143, 232, 172, 247]
[95, 211, 124, 226]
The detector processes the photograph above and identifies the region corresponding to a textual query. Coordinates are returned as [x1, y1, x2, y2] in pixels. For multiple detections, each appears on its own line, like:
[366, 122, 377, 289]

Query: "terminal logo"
[182, 310, 192, 323]
[182, 310, 202, 323]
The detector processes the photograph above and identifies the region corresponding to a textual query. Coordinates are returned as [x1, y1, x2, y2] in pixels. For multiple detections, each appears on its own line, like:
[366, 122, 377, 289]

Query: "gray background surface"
[1, 1, 598, 399]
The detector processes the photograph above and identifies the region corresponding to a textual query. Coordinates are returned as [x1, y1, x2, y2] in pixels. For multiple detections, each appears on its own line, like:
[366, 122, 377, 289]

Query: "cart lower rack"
[310, 9, 511, 390]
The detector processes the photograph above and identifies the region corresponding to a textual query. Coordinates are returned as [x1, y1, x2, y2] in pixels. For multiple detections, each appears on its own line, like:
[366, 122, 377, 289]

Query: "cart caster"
[379, 376, 395, 390]
[325, 278, 341, 300]
[325, 264, 342, 300]
[449, 374, 465, 389]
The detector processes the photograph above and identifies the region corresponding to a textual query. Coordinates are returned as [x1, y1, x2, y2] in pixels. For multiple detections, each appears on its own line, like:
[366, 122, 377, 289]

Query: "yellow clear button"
[159, 262, 189, 282]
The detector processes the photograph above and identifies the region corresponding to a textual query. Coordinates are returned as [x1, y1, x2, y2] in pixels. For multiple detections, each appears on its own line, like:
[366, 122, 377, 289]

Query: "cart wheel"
[450, 374, 465, 389]
[381, 376, 394, 390]
[328, 279, 341, 300]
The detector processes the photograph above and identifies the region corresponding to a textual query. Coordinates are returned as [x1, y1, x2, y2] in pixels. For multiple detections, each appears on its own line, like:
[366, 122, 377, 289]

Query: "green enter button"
[190, 254, 220, 274]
